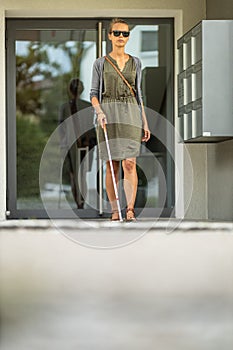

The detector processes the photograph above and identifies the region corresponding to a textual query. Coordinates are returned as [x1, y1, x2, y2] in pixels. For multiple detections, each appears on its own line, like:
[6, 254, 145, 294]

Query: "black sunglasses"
[110, 30, 130, 37]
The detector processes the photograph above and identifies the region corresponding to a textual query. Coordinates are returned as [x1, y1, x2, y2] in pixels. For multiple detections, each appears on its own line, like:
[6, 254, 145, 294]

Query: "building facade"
[0, 0, 232, 221]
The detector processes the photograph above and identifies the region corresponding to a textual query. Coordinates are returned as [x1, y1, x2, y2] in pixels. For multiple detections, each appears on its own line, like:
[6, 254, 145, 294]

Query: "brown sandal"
[126, 208, 136, 222]
[111, 210, 120, 221]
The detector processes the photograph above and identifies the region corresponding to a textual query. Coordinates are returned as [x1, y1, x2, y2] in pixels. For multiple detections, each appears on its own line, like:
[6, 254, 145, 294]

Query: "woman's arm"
[134, 57, 150, 142]
[90, 59, 106, 129]
[141, 100, 150, 142]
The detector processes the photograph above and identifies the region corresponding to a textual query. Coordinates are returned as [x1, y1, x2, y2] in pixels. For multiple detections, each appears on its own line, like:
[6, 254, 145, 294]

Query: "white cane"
[103, 123, 123, 222]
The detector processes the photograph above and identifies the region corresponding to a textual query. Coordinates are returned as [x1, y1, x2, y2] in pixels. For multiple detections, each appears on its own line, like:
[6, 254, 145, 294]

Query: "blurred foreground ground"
[0, 219, 233, 350]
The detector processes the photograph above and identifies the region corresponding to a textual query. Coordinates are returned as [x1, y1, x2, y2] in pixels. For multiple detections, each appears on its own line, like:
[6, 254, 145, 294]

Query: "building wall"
[0, 0, 231, 221]
[184, 144, 208, 219]
[0, 0, 206, 33]
[181, 1, 233, 221]
[207, 140, 233, 221]
[204, 0, 233, 221]
[0, 8, 6, 221]
[206, 0, 233, 19]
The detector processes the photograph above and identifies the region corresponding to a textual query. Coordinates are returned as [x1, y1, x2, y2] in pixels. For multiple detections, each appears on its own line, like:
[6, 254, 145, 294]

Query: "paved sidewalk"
[0, 219, 233, 349]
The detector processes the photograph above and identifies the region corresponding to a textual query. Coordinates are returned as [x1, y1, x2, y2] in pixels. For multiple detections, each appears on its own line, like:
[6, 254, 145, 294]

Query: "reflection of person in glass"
[90, 18, 150, 221]
[59, 78, 95, 209]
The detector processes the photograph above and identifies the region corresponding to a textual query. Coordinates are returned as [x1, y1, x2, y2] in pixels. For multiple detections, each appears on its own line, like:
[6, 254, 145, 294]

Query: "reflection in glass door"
[7, 20, 101, 218]
[6, 18, 174, 219]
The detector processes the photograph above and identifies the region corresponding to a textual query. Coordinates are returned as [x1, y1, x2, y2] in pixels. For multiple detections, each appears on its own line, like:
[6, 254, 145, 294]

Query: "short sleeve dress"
[96, 55, 142, 161]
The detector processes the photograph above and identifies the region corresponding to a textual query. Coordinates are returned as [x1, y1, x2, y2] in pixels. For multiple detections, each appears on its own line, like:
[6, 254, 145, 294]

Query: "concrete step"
[0, 220, 233, 350]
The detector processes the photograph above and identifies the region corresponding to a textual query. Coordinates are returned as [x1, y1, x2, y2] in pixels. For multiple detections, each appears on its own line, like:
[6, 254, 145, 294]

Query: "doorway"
[6, 18, 174, 219]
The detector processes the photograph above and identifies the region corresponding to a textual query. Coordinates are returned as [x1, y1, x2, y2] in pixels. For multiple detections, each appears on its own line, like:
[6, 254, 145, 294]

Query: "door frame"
[6, 16, 178, 219]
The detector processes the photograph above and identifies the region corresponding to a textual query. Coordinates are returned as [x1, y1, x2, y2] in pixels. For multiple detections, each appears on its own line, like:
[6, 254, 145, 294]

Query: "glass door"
[7, 19, 101, 218]
[6, 18, 174, 219]
[134, 19, 175, 217]
[102, 18, 175, 218]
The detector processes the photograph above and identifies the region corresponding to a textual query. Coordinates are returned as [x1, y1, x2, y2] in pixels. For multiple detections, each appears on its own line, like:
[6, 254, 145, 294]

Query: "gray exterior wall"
[206, 0, 233, 19]
[204, 1, 233, 220]
[207, 140, 233, 221]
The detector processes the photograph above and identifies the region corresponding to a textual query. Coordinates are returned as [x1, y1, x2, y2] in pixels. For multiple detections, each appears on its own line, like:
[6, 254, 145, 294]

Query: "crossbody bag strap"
[104, 55, 136, 97]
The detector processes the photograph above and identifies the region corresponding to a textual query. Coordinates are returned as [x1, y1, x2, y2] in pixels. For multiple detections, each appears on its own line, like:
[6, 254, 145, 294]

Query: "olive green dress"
[97, 55, 142, 161]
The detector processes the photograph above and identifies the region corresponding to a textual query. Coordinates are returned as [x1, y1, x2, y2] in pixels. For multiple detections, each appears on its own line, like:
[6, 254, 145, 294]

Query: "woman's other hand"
[142, 128, 150, 142]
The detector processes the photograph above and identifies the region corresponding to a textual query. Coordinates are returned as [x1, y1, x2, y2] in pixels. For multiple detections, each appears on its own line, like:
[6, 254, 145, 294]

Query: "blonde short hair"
[108, 18, 129, 33]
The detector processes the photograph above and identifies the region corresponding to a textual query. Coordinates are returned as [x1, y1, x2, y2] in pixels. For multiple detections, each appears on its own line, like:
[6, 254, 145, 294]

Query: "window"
[141, 31, 158, 52]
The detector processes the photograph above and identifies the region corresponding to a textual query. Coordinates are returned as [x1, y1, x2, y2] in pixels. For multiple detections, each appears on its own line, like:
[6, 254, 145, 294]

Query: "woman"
[90, 18, 150, 221]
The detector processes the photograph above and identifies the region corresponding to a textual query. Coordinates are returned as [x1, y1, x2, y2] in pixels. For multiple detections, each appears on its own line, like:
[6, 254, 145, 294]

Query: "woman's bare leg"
[106, 160, 120, 219]
[122, 158, 137, 219]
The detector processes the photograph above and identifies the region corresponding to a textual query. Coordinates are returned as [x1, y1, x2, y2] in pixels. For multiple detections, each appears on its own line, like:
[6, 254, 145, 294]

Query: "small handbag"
[104, 55, 136, 97]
